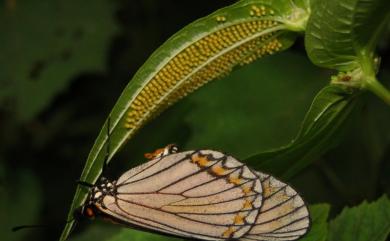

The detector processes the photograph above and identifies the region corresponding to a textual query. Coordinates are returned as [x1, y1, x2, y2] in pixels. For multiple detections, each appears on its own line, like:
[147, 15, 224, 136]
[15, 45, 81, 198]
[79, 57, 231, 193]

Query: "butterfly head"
[74, 177, 116, 220]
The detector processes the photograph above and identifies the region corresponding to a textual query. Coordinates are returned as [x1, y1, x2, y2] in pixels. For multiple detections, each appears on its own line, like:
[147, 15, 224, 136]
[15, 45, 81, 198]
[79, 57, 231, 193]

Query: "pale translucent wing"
[115, 151, 195, 185]
[98, 150, 263, 240]
[242, 172, 310, 241]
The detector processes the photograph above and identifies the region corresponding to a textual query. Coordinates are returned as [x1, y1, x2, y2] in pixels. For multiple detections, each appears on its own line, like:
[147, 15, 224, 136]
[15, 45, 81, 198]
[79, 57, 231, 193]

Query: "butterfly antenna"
[12, 224, 48, 232]
[12, 217, 75, 232]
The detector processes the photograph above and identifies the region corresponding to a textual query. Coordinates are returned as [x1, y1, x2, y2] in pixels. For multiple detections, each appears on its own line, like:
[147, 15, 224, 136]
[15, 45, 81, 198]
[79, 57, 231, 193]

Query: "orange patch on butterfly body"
[85, 207, 95, 218]
[144, 148, 165, 160]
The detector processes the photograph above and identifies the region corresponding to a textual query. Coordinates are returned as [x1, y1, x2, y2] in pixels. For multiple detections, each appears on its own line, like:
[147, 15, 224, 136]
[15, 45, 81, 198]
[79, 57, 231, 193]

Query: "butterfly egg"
[216, 15, 226, 23]
[124, 18, 284, 134]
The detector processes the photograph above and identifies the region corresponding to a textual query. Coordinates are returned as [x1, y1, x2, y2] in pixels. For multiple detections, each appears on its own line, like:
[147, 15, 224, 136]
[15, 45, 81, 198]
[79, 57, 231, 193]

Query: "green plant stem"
[365, 76, 390, 106]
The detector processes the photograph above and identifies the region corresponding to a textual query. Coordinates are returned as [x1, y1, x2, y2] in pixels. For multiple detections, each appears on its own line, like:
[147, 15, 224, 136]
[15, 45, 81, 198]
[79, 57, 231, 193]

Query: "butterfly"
[76, 144, 310, 241]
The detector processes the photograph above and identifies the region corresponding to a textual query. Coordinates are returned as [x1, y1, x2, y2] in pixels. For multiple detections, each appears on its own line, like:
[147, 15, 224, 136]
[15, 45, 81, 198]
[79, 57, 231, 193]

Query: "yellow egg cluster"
[125, 18, 282, 130]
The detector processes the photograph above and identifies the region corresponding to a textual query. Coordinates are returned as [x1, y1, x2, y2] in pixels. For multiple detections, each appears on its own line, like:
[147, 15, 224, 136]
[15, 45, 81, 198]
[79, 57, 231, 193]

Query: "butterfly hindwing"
[241, 172, 310, 241]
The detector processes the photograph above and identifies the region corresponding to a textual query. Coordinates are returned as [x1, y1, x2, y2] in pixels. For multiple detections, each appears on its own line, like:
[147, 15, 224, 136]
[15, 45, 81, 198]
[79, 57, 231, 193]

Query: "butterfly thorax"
[88, 177, 117, 209]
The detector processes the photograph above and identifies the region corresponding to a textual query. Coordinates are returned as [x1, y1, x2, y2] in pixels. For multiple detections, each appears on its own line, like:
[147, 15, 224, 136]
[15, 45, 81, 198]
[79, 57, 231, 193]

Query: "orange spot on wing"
[234, 214, 244, 224]
[229, 176, 242, 185]
[243, 199, 252, 209]
[191, 155, 209, 167]
[242, 185, 252, 194]
[222, 227, 235, 238]
[211, 165, 226, 176]
[263, 184, 277, 197]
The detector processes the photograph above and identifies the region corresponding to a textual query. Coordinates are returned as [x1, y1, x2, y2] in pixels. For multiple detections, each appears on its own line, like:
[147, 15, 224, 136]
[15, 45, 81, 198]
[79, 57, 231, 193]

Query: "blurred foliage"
[0, 0, 389, 241]
[0, 0, 117, 121]
[0, 164, 42, 241]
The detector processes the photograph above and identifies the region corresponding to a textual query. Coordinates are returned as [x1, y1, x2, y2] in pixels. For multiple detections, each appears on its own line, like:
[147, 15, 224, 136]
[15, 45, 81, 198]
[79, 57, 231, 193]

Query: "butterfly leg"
[144, 144, 179, 160]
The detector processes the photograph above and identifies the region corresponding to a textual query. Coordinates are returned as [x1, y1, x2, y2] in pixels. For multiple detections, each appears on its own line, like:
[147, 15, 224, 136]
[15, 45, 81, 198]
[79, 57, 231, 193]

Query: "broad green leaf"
[305, 0, 390, 71]
[60, 1, 310, 240]
[328, 195, 390, 241]
[0, 0, 117, 121]
[245, 84, 360, 179]
[301, 204, 330, 241]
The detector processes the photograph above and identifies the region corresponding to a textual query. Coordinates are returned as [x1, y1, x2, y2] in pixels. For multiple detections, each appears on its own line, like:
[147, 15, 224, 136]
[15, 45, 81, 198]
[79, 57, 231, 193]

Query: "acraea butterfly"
[76, 144, 310, 241]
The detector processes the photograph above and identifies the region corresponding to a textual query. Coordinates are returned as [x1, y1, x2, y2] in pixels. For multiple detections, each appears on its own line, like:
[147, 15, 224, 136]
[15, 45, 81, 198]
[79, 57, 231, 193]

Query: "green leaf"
[0, 0, 117, 122]
[60, 1, 310, 240]
[305, 0, 390, 71]
[106, 229, 182, 241]
[245, 84, 360, 179]
[301, 204, 330, 241]
[328, 195, 390, 241]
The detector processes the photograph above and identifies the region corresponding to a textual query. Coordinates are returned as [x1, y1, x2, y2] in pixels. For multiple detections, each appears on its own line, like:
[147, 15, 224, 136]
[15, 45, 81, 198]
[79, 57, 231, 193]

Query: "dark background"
[1, 1, 389, 241]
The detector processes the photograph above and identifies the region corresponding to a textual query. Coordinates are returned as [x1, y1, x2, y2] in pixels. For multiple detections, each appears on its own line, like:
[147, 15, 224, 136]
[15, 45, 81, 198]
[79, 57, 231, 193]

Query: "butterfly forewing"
[92, 150, 309, 241]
